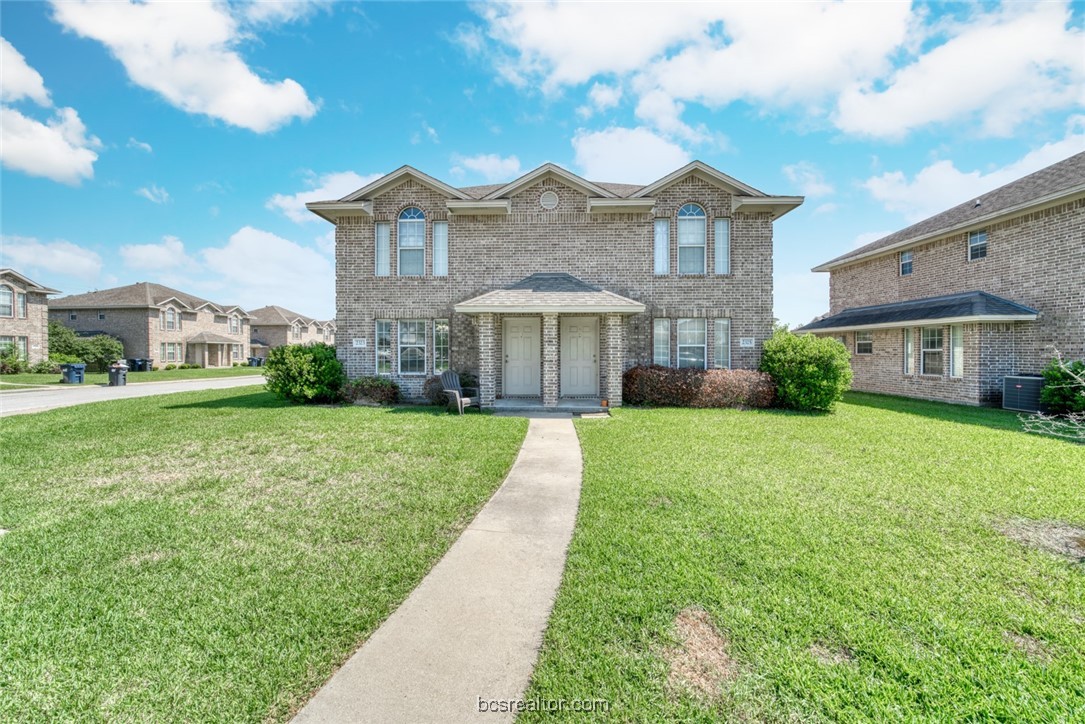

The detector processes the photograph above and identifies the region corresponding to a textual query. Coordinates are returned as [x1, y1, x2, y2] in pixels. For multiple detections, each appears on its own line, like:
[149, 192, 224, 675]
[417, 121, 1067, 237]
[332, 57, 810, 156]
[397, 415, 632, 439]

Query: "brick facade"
[0, 270, 53, 365]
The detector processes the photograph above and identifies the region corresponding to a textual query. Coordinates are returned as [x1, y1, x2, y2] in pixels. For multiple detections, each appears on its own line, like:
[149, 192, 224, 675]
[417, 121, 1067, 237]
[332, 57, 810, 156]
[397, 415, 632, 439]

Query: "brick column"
[542, 313, 559, 407]
[605, 313, 624, 407]
[478, 313, 496, 408]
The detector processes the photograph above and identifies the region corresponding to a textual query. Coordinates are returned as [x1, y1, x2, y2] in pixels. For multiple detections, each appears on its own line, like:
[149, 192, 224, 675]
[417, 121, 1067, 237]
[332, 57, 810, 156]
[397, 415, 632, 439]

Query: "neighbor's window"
[397, 207, 425, 276]
[376, 320, 392, 375]
[856, 331, 873, 355]
[165, 308, 177, 331]
[160, 342, 165, 360]
[16, 337, 28, 360]
[653, 318, 670, 366]
[434, 319, 450, 373]
[398, 320, 426, 375]
[714, 218, 730, 275]
[921, 327, 943, 375]
[375, 222, 391, 277]
[950, 324, 963, 378]
[677, 204, 706, 275]
[677, 318, 707, 369]
[900, 250, 913, 276]
[653, 219, 670, 275]
[97, 309, 105, 321]
[228, 315, 240, 334]
[968, 230, 987, 260]
[903, 328, 914, 375]
[292, 323, 301, 339]
[232, 344, 242, 360]
[17, 293, 27, 318]
[0, 336, 12, 354]
[70, 312, 77, 321]
[432, 221, 448, 276]
[0, 285, 12, 317]
[714, 318, 731, 369]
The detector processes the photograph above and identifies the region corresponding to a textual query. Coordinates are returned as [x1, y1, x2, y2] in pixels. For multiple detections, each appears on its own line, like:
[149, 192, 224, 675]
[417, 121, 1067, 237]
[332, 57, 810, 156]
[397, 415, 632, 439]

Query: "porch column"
[542, 313, 559, 407]
[478, 313, 496, 408]
[604, 313, 624, 407]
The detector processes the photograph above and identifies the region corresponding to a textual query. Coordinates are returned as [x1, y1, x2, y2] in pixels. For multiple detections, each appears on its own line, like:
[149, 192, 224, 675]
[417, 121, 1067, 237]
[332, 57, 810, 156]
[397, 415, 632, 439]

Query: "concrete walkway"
[0, 375, 265, 417]
[293, 416, 583, 724]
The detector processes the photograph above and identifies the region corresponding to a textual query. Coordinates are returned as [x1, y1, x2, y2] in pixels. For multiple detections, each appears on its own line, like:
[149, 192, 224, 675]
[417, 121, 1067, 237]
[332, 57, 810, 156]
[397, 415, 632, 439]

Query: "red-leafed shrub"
[622, 365, 775, 409]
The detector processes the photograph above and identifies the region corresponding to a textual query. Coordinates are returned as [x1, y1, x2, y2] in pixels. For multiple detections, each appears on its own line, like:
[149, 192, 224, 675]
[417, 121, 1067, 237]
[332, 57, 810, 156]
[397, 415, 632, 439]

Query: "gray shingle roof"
[248, 304, 318, 326]
[816, 151, 1085, 270]
[454, 273, 645, 313]
[797, 291, 1039, 332]
[49, 281, 242, 312]
[0, 268, 61, 294]
[456, 180, 645, 199]
[187, 331, 240, 345]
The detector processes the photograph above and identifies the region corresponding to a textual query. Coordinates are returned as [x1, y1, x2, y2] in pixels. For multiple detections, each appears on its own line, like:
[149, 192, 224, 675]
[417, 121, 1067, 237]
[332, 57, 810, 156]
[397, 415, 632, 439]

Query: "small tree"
[80, 335, 125, 372]
[48, 321, 83, 359]
[1022, 350, 1085, 442]
[264, 343, 346, 404]
[759, 328, 852, 412]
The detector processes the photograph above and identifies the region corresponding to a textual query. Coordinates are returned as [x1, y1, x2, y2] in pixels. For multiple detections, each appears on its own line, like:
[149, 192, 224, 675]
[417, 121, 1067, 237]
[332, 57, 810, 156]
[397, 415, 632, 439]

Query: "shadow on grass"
[843, 391, 1028, 433]
[162, 392, 290, 410]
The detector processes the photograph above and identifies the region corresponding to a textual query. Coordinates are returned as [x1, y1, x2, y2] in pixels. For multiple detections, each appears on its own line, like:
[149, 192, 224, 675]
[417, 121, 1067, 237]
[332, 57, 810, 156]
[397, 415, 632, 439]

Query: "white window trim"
[968, 230, 988, 261]
[375, 320, 393, 376]
[714, 319, 731, 369]
[921, 327, 943, 376]
[653, 318, 670, 366]
[714, 218, 730, 275]
[903, 328, 914, 375]
[165, 308, 177, 331]
[375, 222, 391, 277]
[653, 219, 670, 275]
[397, 208, 425, 277]
[398, 319, 426, 375]
[855, 331, 874, 355]
[900, 250, 913, 276]
[677, 204, 707, 276]
[17, 293, 27, 319]
[433, 318, 450, 373]
[676, 318, 707, 369]
[432, 221, 448, 277]
[950, 324, 964, 378]
[0, 286, 12, 318]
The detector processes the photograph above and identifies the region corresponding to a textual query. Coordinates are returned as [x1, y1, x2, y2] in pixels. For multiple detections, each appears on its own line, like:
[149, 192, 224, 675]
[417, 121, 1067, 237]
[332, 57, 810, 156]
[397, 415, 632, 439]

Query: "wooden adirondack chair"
[441, 370, 481, 414]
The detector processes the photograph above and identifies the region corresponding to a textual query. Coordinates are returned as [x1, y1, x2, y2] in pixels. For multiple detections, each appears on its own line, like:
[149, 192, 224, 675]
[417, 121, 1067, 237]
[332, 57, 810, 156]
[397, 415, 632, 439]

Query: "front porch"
[493, 397, 609, 414]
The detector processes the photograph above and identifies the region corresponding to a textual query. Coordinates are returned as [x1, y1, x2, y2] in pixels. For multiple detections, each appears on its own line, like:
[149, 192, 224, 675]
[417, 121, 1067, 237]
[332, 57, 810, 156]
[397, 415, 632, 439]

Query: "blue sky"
[1, 1, 1083, 324]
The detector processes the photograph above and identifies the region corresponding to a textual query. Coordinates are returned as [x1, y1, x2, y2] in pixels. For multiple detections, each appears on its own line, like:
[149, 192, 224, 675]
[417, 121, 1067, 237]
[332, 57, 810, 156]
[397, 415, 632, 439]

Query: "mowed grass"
[524, 393, 1085, 722]
[0, 365, 264, 388]
[0, 389, 527, 721]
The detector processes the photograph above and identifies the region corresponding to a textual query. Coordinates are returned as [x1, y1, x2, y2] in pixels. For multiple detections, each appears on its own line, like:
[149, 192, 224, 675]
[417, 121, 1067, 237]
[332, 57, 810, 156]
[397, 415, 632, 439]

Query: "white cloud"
[449, 153, 521, 183]
[864, 120, 1085, 222]
[119, 235, 195, 271]
[267, 170, 384, 223]
[411, 120, 440, 145]
[135, 184, 170, 204]
[572, 127, 689, 183]
[1, 37, 50, 105]
[239, 0, 330, 26]
[782, 161, 834, 197]
[577, 82, 622, 118]
[0, 235, 102, 280]
[634, 89, 708, 144]
[50, 0, 317, 133]
[0, 106, 100, 185]
[127, 137, 152, 153]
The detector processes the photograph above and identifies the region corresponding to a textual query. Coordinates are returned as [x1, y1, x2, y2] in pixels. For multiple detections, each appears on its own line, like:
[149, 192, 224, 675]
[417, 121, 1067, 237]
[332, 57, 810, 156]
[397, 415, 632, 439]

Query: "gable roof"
[631, 160, 767, 198]
[481, 163, 618, 200]
[50, 282, 248, 316]
[340, 165, 471, 202]
[248, 304, 319, 326]
[795, 291, 1039, 333]
[0, 268, 61, 294]
[454, 272, 645, 314]
[814, 151, 1085, 272]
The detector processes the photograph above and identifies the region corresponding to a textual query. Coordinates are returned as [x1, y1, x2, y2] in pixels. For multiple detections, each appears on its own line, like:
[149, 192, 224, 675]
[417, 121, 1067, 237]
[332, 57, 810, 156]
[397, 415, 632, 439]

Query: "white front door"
[504, 317, 540, 396]
[561, 317, 598, 396]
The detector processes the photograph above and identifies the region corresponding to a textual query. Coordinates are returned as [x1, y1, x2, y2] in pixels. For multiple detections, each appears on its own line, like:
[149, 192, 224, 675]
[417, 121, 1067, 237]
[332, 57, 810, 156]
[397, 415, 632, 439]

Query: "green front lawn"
[524, 393, 1085, 721]
[0, 389, 527, 721]
[0, 365, 264, 388]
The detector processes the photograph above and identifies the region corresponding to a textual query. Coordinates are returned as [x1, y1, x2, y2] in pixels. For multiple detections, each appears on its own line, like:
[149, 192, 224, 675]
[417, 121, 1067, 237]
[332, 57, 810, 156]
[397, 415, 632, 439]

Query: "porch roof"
[454, 273, 646, 314]
[186, 331, 239, 345]
[795, 291, 1039, 333]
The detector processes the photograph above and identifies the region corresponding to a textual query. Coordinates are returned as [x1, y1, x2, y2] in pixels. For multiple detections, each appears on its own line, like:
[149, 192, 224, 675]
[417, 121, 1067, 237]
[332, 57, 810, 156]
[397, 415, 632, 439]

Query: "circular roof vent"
[539, 190, 559, 210]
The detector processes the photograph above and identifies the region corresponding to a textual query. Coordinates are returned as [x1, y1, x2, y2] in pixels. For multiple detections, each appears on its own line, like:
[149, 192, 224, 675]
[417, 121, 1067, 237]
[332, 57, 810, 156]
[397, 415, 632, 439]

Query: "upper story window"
[653, 219, 670, 275]
[292, 323, 301, 339]
[0, 285, 12, 318]
[165, 308, 177, 331]
[432, 221, 448, 277]
[968, 230, 987, 261]
[677, 204, 706, 275]
[228, 315, 240, 334]
[899, 250, 913, 276]
[375, 222, 391, 277]
[714, 218, 730, 275]
[17, 294, 27, 318]
[397, 207, 425, 276]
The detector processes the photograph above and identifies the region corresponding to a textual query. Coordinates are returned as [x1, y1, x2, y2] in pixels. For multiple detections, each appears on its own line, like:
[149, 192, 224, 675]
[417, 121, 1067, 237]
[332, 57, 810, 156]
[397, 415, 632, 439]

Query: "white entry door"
[504, 317, 541, 396]
[561, 317, 598, 396]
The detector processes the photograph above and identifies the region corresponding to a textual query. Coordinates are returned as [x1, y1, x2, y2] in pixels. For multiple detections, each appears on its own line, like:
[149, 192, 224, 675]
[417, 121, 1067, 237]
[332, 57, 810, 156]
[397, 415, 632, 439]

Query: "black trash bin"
[60, 363, 86, 384]
[143, 358, 154, 372]
[128, 358, 144, 372]
[108, 364, 128, 386]
[248, 357, 259, 367]
[257, 357, 265, 367]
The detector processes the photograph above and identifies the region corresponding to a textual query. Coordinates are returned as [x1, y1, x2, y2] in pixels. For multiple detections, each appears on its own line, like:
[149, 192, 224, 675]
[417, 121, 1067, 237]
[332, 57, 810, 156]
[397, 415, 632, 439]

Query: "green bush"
[622, 365, 775, 408]
[48, 321, 82, 359]
[29, 360, 59, 374]
[0, 347, 28, 374]
[1039, 357, 1085, 414]
[422, 371, 478, 406]
[343, 376, 401, 405]
[164, 364, 177, 371]
[47, 321, 123, 372]
[759, 329, 852, 412]
[264, 343, 346, 404]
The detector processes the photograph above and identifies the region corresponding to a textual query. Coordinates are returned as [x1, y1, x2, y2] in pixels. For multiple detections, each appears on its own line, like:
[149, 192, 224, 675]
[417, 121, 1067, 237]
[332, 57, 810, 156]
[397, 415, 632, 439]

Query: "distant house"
[49, 282, 250, 367]
[0, 268, 60, 365]
[248, 305, 336, 357]
[800, 152, 1084, 406]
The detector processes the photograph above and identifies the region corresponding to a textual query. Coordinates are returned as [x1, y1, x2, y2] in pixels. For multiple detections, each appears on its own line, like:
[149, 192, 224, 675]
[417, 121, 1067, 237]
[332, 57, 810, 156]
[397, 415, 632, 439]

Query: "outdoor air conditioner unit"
[1002, 375, 1044, 413]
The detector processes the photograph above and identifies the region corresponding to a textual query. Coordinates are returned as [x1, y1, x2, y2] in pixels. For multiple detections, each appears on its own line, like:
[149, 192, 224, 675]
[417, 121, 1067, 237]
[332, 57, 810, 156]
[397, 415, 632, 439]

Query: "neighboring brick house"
[306, 161, 802, 407]
[249, 305, 336, 357]
[49, 282, 251, 368]
[800, 152, 1084, 406]
[0, 268, 60, 365]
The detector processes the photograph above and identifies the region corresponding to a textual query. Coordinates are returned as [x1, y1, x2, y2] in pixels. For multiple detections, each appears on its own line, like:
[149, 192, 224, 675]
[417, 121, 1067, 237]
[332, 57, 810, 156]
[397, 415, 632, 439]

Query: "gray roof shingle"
[49, 282, 240, 312]
[454, 273, 644, 313]
[797, 291, 1039, 332]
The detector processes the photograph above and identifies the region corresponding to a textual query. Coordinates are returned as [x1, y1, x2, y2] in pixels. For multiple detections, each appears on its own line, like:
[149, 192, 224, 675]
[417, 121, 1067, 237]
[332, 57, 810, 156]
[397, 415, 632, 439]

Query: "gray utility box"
[1003, 375, 1044, 413]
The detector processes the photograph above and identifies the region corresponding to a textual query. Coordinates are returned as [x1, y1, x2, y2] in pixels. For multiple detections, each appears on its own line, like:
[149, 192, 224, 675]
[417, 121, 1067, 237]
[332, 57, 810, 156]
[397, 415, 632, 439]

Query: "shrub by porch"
[623, 365, 775, 408]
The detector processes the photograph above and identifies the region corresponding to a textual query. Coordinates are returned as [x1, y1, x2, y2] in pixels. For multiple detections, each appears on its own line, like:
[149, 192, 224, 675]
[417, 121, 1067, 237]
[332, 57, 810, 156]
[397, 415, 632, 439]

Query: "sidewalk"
[293, 416, 583, 724]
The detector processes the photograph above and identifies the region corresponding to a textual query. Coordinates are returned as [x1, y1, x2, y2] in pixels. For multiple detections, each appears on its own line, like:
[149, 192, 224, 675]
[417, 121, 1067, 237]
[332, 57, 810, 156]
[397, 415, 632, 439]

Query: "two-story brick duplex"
[0, 268, 60, 365]
[49, 282, 251, 367]
[799, 151, 1084, 406]
[307, 161, 802, 408]
[249, 305, 336, 357]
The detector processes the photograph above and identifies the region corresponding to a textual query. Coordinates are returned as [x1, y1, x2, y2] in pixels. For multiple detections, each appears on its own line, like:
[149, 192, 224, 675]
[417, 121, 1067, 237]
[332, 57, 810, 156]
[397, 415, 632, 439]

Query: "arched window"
[677, 203, 706, 274]
[397, 207, 425, 276]
[292, 323, 301, 339]
[165, 307, 177, 330]
[229, 315, 240, 334]
[0, 285, 12, 317]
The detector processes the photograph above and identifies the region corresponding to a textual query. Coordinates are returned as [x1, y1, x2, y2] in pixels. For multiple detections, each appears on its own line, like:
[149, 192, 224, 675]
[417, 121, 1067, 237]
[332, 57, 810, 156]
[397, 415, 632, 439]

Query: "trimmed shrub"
[759, 329, 851, 412]
[264, 343, 346, 404]
[343, 376, 400, 405]
[622, 365, 775, 408]
[422, 371, 479, 406]
[1039, 357, 1085, 414]
[164, 364, 177, 371]
[29, 360, 61, 374]
[0, 347, 28, 374]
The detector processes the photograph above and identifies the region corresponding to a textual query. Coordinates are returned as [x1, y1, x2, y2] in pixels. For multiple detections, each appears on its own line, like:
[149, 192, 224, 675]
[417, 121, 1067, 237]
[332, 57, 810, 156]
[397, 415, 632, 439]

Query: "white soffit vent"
[539, 191, 559, 210]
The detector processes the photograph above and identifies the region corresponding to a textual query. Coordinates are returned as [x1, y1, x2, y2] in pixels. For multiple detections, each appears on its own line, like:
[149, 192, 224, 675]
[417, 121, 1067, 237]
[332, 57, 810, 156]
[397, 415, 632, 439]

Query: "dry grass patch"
[1004, 632, 1052, 662]
[810, 642, 855, 666]
[664, 607, 739, 702]
[997, 518, 1085, 562]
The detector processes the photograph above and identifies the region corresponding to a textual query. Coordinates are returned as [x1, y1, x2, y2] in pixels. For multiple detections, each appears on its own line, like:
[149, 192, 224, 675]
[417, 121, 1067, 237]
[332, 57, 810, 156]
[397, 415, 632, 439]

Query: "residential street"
[0, 376, 265, 417]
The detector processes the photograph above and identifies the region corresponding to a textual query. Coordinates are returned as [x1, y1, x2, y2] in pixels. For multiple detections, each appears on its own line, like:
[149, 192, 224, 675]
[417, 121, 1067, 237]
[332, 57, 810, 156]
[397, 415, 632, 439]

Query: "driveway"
[0, 376, 266, 417]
